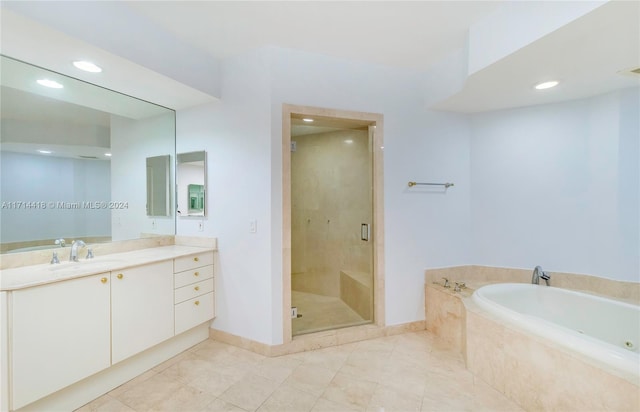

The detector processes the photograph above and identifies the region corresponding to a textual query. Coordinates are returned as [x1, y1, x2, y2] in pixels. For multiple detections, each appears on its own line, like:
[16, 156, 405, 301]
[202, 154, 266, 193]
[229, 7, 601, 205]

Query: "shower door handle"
[361, 223, 370, 241]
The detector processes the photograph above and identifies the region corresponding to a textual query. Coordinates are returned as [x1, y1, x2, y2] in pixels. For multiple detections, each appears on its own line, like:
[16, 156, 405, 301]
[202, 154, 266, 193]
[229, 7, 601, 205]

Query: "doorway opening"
[282, 105, 384, 341]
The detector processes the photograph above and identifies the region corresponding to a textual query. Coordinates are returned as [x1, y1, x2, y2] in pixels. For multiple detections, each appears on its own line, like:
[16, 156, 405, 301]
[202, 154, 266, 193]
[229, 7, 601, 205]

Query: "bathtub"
[472, 283, 640, 378]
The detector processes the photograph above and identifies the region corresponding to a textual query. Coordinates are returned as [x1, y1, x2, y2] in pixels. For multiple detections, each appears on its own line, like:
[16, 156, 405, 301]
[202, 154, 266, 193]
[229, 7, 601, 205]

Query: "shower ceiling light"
[535, 80, 559, 90]
[73, 60, 102, 73]
[37, 79, 63, 89]
[302, 118, 314, 122]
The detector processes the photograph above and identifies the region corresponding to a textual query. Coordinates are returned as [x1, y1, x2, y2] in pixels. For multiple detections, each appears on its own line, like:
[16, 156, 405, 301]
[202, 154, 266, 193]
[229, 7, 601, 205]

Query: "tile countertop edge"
[0, 245, 215, 291]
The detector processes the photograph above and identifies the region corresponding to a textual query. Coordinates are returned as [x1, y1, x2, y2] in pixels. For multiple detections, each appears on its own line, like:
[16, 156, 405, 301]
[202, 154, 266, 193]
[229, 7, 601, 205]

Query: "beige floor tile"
[75, 394, 135, 412]
[321, 372, 378, 410]
[300, 345, 351, 373]
[339, 351, 390, 383]
[108, 370, 158, 398]
[310, 397, 363, 412]
[471, 378, 524, 411]
[78, 331, 522, 412]
[190, 339, 245, 363]
[112, 373, 183, 411]
[354, 337, 396, 354]
[282, 363, 337, 396]
[219, 373, 280, 411]
[252, 355, 303, 384]
[392, 332, 434, 352]
[201, 398, 249, 411]
[159, 352, 220, 385]
[378, 365, 427, 397]
[187, 369, 243, 398]
[152, 350, 193, 373]
[421, 394, 475, 412]
[256, 385, 319, 412]
[207, 359, 254, 381]
[366, 384, 423, 412]
[149, 384, 216, 412]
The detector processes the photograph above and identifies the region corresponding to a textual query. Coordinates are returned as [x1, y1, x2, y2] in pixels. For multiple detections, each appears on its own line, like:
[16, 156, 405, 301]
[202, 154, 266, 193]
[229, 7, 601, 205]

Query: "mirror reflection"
[188, 184, 205, 214]
[0, 55, 176, 253]
[146, 155, 171, 217]
[177, 151, 206, 217]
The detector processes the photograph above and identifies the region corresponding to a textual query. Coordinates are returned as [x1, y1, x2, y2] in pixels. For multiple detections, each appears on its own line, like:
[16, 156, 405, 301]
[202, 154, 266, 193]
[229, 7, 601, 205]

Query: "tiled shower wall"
[291, 129, 372, 297]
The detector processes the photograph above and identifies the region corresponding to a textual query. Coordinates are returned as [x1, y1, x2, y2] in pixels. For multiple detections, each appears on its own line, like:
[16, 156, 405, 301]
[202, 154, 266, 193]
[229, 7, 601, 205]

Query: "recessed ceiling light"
[37, 79, 63, 89]
[38, 150, 52, 154]
[302, 118, 314, 122]
[535, 80, 559, 90]
[105, 153, 112, 157]
[73, 60, 102, 73]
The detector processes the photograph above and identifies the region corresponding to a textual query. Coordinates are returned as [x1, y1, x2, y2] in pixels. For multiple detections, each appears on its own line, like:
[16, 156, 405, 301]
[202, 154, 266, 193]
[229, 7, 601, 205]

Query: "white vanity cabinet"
[111, 260, 174, 364]
[1, 245, 216, 411]
[10, 274, 111, 410]
[174, 252, 215, 335]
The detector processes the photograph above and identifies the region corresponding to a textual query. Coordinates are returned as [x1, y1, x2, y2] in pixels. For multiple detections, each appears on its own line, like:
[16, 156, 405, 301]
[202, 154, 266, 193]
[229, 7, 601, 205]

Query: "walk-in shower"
[290, 115, 375, 335]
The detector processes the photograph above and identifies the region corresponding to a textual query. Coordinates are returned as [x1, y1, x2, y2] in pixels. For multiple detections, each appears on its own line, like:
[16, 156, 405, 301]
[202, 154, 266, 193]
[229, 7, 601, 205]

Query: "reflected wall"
[0, 55, 176, 253]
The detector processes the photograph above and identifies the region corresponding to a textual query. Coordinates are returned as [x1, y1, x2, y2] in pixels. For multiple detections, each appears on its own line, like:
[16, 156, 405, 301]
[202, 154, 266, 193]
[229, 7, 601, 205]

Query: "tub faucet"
[532, 265, 551, 286]
[69, 240, 86, 262]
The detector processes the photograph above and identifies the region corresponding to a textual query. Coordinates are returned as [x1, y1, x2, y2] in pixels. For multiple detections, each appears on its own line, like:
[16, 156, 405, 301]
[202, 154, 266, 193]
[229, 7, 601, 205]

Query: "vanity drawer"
[174, 252, 214, 273]
[174, 278, 214, 304]
[174, 264, 213, 288]
[175, 292, 214, 335]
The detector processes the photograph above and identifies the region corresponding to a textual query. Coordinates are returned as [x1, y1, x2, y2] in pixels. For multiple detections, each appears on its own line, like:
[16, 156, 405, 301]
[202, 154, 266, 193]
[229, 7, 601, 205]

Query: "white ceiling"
[434, 0, 640, 112]
[124, 1, 503, 71]
[1, 1, 638, 114]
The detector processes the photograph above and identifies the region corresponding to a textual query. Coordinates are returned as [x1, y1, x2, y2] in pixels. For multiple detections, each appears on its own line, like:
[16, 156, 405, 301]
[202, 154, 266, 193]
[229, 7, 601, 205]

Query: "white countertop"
[0, 245, 213, 291]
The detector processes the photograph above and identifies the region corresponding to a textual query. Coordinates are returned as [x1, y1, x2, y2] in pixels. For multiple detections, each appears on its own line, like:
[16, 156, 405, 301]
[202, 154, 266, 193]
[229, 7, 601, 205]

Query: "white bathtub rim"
[471, 283, 640, 382]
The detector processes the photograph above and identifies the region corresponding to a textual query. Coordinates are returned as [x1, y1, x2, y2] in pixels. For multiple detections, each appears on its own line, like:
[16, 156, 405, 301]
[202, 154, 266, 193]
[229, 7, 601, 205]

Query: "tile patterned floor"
[76, 331, 523, 412]
[292, 291, 369, 336]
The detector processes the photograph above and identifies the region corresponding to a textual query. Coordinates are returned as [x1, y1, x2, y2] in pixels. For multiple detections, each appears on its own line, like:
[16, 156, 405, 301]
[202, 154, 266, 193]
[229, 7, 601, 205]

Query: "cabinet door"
[111, 260, 174, 364]
[175, 292, 215, 335]
[11, 274, 111, 410]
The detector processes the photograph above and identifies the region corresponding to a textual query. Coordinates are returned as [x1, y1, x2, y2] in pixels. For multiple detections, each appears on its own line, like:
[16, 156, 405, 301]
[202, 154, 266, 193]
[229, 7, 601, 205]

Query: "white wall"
[470, 88, 639, 281]
[174, 46, 639, 346]
[176, 46, 472, 344]
[176, 48, 274, 344]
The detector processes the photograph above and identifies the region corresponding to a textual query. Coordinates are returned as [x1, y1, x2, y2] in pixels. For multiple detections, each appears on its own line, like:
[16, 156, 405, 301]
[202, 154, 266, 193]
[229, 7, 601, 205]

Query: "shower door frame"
[282, 104, 385, 343]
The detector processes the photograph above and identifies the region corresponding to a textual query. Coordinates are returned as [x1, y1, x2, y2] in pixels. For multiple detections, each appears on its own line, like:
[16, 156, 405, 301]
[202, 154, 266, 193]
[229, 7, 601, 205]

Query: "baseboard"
[210, 320, 426, 357]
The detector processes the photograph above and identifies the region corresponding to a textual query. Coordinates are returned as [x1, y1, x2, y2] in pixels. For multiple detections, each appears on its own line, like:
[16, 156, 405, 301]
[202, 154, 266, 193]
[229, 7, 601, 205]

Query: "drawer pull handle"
[194, 257, 199, 262]
[195, 300, 200, 306]
[101, 277, 108, 284]
[117, 273, 124, 279]
[194, 286, 200, 291]
[194, 272, 199, 277]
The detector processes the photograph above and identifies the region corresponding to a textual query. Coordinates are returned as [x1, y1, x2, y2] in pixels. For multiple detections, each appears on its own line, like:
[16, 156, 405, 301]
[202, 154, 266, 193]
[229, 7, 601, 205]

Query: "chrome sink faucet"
[69, 240, 86, 262]
[532, 265, 551, 286]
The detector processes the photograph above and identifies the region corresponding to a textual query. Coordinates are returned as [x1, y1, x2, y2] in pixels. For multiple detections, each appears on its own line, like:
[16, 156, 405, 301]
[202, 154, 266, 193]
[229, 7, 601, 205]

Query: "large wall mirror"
[177, 151, 206, 217]
[0, 55, 176, 253]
